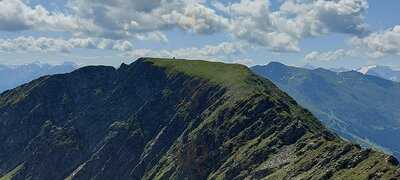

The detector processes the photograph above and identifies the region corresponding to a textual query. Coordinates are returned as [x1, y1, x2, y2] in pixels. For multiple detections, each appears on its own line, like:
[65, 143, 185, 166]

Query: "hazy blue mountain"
[301, 63, 350, 72]
[329, 67, 350, 72]
[301, 63, 317, 70]
[252, 62, 400, 158]
[357, 65, 400, 82]
[0, 62, 77, 93]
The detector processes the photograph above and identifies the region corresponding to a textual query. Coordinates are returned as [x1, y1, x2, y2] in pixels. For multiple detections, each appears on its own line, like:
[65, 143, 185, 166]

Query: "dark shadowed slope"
[0, 58, 399, 180]
[252, 62, 400, 159]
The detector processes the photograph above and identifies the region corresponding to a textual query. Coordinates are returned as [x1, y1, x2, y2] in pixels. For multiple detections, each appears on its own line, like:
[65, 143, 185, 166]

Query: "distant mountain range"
[252, 62, 400, 158]
[301, 64, 350, 72]
[302, 64, 400, 82]
[356, 65, 400, 82]
[0, 62, 77, 93]
[329, 67, 351, 73]
[0, 58, 398, 179]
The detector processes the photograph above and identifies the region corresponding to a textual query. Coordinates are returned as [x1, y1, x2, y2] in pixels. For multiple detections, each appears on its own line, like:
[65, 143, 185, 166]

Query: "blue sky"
[0, 0, 399, 69]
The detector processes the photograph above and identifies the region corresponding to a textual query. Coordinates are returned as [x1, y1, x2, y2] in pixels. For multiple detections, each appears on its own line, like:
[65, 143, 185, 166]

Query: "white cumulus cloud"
[125, 42, 250, 61]
[213, 0, 369, 52]
[350, 25, 400, 58]
[0, 0, 96, 33]
[0, 0, 372, 53]
[0, 36, 134, 53]
[305, 49, 355, 61]
[67, 0, 229, 40]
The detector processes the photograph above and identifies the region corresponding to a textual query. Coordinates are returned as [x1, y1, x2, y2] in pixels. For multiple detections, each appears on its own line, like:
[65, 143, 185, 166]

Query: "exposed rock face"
[0, 58, 399, 180]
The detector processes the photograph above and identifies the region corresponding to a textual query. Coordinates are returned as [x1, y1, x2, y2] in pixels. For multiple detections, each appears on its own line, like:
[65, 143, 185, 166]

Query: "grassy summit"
[145, 58, 253, 87]
[143, 58, 283, 100]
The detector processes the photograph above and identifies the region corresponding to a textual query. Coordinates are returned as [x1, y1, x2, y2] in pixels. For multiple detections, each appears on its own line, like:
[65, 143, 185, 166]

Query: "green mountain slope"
[252, 62, 400, 159]
[0, 58, 399, 180]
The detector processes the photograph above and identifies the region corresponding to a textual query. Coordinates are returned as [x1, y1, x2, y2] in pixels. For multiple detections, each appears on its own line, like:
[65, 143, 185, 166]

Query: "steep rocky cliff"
[0, 58, 399, 180]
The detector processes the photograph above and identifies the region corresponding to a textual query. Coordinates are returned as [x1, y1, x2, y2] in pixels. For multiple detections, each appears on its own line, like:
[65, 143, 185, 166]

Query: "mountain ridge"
[0, 58, 399, 179]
